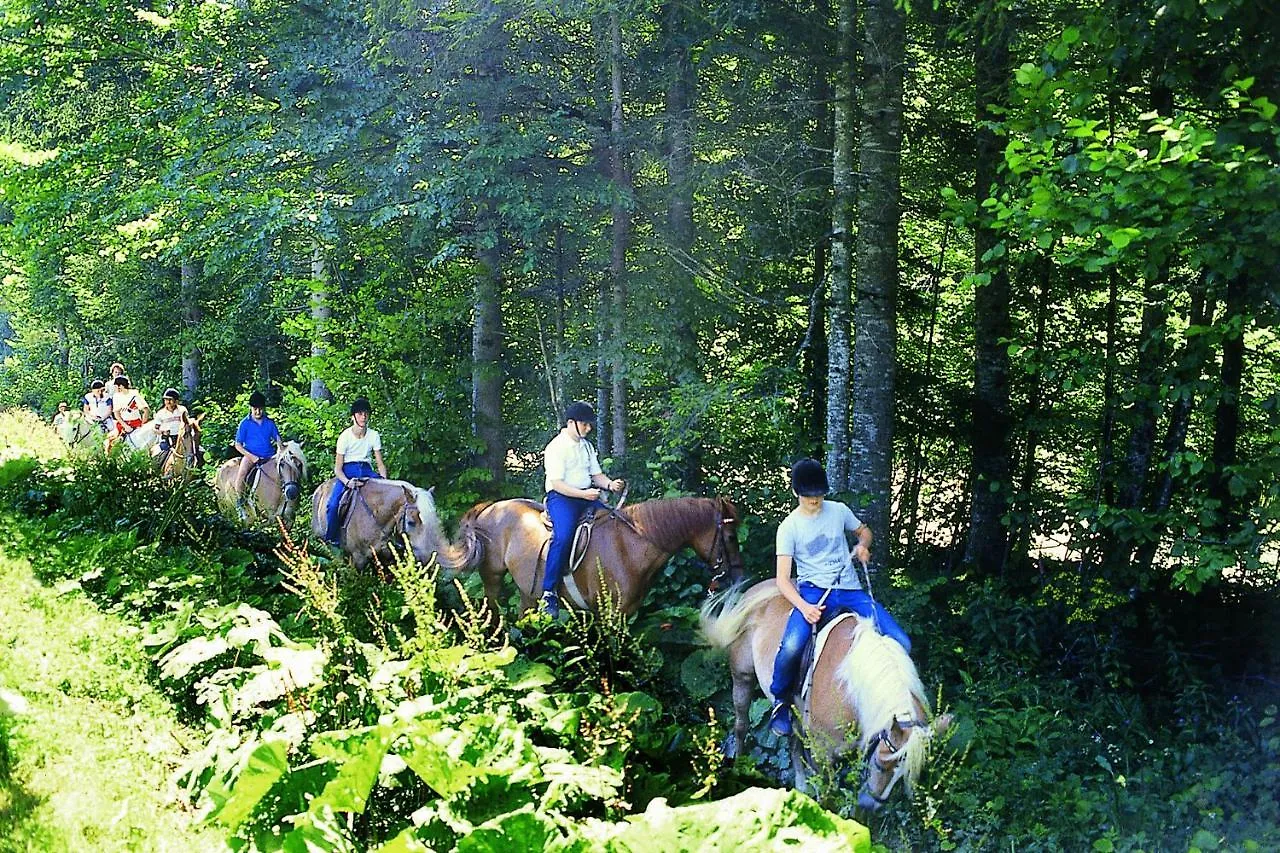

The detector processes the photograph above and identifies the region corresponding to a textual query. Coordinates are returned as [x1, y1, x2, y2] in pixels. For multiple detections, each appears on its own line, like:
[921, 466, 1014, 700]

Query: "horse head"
[399, 485, 446, 565]
[857, 711, 951, 811]
[705, 497, 745, 592]
[277, 442, 307, 503]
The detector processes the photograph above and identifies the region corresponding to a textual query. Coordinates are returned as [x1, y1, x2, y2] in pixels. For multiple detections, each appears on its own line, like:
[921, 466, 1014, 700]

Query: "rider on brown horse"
[322, 397, 388, 547]
[541, 401, 624, 616]
[767, 458, 912, 738]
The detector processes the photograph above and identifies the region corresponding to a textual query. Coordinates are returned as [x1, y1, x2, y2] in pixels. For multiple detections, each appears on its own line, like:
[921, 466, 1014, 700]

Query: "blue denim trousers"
[325, 461, 380, 543]
[769, 581, 912, 702]
[543, 491, 607, 593]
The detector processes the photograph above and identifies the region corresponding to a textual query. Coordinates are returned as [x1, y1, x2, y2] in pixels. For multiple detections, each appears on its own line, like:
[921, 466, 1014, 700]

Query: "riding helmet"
[163, 388, 181, 401]
[248, 391, 267, 408]
[90, 379, 105, 390]
[790, 458, 829, 497]
[564, 401, 596, 425]
[350, 397, 372, 415]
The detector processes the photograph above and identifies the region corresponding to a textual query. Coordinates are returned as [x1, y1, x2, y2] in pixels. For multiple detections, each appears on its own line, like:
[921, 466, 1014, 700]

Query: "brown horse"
[214, 441, 308, 525]
[310, 478, 449, 571]
[701, 580, 950, 811]
[449, 496, 743, 615]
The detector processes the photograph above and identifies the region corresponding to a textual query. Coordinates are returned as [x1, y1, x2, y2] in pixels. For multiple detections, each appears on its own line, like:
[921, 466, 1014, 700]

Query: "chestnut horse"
[214, 441, 307, 526]
[701, 580, 950, 811]
[450, 496, 744, 615]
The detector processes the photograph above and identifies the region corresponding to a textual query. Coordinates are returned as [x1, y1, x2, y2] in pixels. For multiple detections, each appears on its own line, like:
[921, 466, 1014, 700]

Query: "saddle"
[796, 610, 858, 736]
[332, 478, 370, 542]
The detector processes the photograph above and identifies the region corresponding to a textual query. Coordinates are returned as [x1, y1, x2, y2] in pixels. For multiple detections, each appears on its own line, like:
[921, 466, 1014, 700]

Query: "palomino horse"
[58, 416, 102, 454]
[701, 581, 950, 811]
[310, 478, 450, 571]
[450, 496, 744, 615]
[156, 417, 203, 480]
[214, 441, 307, 525]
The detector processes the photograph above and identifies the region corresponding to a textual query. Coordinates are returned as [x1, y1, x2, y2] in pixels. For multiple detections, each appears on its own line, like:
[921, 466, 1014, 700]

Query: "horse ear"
[428, 485, 435, 496]
[931, 713, 954, 737]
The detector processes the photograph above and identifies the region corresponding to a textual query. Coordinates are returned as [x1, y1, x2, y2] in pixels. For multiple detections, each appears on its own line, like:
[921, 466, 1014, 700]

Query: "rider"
[767, 458, 911, 737]
[232, 391, 283, 508]
[541, 401, 624, 616]
[151, 388, 191, 458]
[105, 376, 149, 453]
[323, 397, 387, 546]
[82, 380, 113, 433]
[51, 401, 69, 429]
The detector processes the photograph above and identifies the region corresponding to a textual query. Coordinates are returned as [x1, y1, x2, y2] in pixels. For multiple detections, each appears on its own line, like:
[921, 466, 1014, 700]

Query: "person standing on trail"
[766, 458, 911, 737]
[540, 401, 624, 617]
[322, 397, 387, 546]
[232, 391, 283, 504]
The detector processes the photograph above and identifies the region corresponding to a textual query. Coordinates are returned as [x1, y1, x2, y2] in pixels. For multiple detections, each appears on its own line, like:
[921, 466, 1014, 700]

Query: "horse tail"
[700, 581, 782, 649]
[448, 502, 495, 573]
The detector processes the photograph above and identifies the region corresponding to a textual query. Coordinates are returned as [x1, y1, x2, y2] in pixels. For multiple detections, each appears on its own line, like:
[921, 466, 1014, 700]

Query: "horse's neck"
[626, 498, 710, 552]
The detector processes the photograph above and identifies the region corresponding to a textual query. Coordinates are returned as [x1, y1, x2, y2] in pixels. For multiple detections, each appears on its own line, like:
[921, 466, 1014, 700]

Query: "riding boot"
[539, 591, 561, 619]
[769, 701, 793, 737]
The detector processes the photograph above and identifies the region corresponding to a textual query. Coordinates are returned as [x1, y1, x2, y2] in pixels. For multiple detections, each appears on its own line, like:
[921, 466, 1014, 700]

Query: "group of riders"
[51, 374, 913, 742]
[53, 362, 196, 462]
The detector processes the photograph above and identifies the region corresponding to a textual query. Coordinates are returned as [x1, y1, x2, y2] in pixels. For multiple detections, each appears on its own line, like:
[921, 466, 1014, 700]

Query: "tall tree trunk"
[473, 239, 505, 484]
[825, 0, 856, 490]
[849, 0, 905, 542]
[663, 0, 701, 490]
[1209, 274, 1247, 536]
[1010, 254, 1053, 561]
[180, 259, 201, 397]
[609, 9, 630, 463]
[309, 244, 332, 402]
[964, 0, 1012, 574]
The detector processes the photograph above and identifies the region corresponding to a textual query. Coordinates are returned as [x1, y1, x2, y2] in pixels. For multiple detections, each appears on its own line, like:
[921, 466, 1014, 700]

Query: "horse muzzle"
[283, 483, 301, 501]
[858, 789, 884, 812]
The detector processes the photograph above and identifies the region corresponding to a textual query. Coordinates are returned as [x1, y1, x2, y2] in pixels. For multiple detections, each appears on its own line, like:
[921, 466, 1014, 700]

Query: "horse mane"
[279, 441, 308, 480]
[624, 496, 717, 551]
[836, 618, 932, 791]
[700, 581, 783, 649]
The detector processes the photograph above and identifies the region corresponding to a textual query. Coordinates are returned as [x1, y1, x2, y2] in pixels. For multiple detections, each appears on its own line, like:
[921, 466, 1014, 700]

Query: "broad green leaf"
[310, 725, 394, 814]
[211, 738, 289, 829]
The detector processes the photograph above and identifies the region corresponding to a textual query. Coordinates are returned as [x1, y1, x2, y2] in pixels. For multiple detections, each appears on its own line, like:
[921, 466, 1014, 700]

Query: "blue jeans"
[769, 582, 911, 703]
[325, 462, 380, 543]
[543, 492, 606, 593]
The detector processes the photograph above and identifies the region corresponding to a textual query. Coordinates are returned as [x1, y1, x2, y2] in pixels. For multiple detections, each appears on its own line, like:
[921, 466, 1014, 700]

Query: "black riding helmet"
[564, 401, 596, 425]
[163, 388, 181, 401]
[248, 391, 267, 409]
[350, 397, 372, 416]
[790, 458, 829, 497]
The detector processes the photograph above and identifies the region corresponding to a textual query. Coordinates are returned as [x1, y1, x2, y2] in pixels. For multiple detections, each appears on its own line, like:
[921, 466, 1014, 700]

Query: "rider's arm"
[234, 440, 258, 463]
[776, 554, 823, 625]
[550, 478, 600, 500]
[373, 448, 388, 479]
[850, 523, 872, 568]
[333, 452, 347, 484]
[590, 472, 623, 492]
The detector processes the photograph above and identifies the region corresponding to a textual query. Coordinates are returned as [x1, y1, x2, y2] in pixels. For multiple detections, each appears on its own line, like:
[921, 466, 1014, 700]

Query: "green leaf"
[309, 725, 394, 815]
[211, 739, 289, 829]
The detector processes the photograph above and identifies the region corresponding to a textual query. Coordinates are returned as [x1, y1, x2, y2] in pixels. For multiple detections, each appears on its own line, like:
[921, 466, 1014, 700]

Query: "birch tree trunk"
[309, 244, 332, 402]
[180, 259, 201, 397]
[825, 0, 855, 491]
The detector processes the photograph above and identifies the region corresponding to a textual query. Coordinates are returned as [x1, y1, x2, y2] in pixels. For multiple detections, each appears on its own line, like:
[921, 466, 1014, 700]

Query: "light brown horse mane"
[621, 496, 720, 551]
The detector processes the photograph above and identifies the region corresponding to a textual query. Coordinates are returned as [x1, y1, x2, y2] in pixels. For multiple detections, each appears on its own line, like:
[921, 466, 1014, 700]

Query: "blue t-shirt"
[236, 414, 281, 459]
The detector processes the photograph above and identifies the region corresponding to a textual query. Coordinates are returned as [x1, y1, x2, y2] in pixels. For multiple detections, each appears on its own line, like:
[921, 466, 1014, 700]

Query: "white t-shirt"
[337, 426, 381, 463]
[776, 500, 864, 589]
[84, 392, 112, 421]
[544, 430, 602, 494]
[112, 390, 148, 426]
[153, 404, 188, 436]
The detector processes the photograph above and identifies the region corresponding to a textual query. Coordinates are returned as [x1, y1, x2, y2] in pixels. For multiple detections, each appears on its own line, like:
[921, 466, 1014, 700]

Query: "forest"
[1, 0, 1278, 850]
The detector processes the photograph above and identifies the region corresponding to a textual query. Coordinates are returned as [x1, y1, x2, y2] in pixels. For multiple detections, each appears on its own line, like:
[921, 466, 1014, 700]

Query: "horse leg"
[725, 642, 756, 760]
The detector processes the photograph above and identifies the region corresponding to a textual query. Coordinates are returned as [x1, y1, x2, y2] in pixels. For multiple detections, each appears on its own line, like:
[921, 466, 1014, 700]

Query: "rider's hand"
[802, 603, 825, 625]
[852, 544, 871, 567]
[609, 478, 624, 493]
[583, 487, 602, 501]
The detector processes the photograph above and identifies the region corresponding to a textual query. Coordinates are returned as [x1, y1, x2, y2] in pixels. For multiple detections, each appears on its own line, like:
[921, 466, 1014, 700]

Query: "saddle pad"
[800, 612, 858, 733]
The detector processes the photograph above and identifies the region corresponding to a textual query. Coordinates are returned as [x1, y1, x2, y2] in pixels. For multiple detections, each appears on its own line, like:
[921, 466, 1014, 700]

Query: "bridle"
[705, 499, 741, 594]
[859, 717, 930, 805]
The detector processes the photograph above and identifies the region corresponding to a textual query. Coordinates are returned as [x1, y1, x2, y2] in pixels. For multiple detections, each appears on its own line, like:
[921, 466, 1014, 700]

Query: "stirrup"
[769, 701, 793, 737]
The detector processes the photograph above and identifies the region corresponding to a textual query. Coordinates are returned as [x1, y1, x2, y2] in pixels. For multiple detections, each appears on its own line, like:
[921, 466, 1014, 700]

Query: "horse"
[310, 478, 450, 571]
[113, 422, 160, 455]
[155, 417, 204, 481]
[58, 415, 102, 454]
[214, 441, 308, 525]
[701, 580, 950, 811]
[448, 495, 744, 616]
